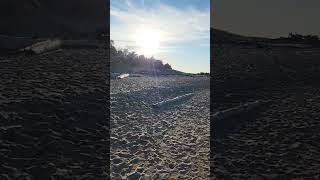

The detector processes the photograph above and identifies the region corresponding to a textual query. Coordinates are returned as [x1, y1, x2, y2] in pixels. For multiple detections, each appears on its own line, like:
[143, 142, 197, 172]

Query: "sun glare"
[134, 28, 161, 56]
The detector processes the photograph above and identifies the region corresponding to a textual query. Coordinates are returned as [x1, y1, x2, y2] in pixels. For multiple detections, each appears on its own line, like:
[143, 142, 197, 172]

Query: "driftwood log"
[24, 39, 61, 54]
[213, 100, 271, 122]
[152, 93, 193, 108]
[22, 39, 100, 54]
[117, 74, 130, 79]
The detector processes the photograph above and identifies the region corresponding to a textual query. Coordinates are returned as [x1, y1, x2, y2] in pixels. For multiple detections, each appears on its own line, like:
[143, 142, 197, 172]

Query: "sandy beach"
[0, 42, 109, 179]
[111, 75, 210, 179]
[211, 44, 320, 179]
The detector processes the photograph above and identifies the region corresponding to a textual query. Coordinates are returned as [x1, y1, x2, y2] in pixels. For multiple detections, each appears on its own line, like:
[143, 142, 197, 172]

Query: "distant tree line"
[198, 72, 210, 76]
[110, 40, 172, 72]
[287, 33, 319, 43]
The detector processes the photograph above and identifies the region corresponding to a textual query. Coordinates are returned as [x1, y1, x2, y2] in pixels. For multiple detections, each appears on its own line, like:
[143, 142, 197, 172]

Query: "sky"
[111, 0, 210, 73]
[212, 0, 320, 38]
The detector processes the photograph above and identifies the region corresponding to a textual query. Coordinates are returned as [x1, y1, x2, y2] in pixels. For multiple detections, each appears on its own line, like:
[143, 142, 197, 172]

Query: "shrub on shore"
[110, 40, 172, 73]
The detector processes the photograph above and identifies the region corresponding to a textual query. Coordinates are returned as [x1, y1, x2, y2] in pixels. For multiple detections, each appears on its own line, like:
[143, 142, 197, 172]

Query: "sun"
[134, 27, 161, 56]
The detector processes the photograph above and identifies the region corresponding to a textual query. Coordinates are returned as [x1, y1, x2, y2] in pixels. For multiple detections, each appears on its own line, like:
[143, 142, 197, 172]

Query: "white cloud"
[110, 0, 210, 46]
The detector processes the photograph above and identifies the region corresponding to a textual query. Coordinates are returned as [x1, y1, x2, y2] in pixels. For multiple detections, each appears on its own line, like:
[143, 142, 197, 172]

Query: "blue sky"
[111, 0, 210, 73]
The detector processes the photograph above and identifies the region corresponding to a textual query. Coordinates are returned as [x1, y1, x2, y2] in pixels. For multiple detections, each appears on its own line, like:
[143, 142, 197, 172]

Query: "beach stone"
[135, 167, 144, 173]
[289, 142, 301, 149]
[127, 172, 142, 180]
[130, 158, 140, 164]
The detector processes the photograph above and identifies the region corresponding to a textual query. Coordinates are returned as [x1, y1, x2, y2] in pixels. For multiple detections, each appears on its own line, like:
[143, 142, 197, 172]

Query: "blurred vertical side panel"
[211, 0, 320, 179]
[0, 0, 110, 179]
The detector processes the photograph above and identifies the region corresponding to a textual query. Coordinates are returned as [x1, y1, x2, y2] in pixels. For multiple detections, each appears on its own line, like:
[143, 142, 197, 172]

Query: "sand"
[211, 44, 320, 179]
[0, 42, 109, 179]
[111, 75, 210, 179]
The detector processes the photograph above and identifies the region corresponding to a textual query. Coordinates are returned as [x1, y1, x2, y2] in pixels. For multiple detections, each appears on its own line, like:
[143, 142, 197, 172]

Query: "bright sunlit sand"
[134, 27, 162, 56]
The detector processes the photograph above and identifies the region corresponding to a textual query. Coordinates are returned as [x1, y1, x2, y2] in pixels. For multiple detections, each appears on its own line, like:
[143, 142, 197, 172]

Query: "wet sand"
[111, 75, 210, 179]
[212, 44, 320, 179]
